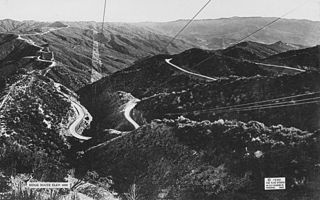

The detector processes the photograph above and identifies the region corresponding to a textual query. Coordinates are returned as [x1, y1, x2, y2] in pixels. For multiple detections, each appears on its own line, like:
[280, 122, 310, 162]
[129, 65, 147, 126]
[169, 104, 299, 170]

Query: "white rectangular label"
[264, 177, 286, 190]
[27, 182, 71, 189]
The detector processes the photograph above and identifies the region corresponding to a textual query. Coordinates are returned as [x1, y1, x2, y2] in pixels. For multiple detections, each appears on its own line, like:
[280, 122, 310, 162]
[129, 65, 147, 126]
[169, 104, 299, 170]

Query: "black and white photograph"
[0, 0, 319, 199]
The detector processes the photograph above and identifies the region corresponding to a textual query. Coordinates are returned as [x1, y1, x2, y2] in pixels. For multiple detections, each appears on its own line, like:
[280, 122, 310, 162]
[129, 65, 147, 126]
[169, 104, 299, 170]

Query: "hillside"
[0, 34, 91, 182]
[0, 19, 196, 90]
[220, 41, 301, 61]
[0, 29, 115, 199]
[0, 34, 47, 79]
[79, 66, 320, 200]
[83, 118, 320, 200]
[0, 73, 72, 180]
[78, 42, 318, 137]
[170, 48, 287, 78]
[79, 40, 312, 101]
[136, 71, 320, 132]
[48, 21, 68, 28]
[263, 45, 320, 71]
[1, 17, 317, 91]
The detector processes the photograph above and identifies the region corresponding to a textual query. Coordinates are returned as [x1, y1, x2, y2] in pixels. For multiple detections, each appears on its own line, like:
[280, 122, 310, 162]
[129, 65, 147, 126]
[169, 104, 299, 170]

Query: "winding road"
[85, 97, 140, 152]
[17, 26, 93, 141]
[43, 60, 57, 76]
[165, 58, 217, 81]
[123, 99, 141, 129]
[165, 58, 305, 82]
[18, 27, 67, 76]
[20, 26, 69, 37]
[54, 83, 92, 140]
[69, 102, 92, 140]
[252, 62, 306, 72]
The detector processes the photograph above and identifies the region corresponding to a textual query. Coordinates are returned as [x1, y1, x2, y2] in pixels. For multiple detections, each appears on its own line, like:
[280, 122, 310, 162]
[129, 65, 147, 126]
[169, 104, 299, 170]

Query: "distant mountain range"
[136, 17, 320, 49]
[0, 19, 48, 33]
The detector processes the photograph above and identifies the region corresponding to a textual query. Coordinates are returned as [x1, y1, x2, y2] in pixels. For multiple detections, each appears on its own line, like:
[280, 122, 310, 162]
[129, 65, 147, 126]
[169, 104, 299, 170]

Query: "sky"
[0, 0, 319, 22]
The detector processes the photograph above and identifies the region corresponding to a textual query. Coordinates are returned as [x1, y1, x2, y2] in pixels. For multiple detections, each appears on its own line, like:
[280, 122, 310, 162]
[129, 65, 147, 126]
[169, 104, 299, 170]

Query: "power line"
[202, 92, 320, 112]
[166, 95, 320, 116]
[101, 0, 107, 33]
[192, 0, 312, 69]
[167, 100, 320, 116]
[219, 96, 320, 112]
[91, 0, 107, 107]
[222, 100, 320, 113]
[163, 0, 212, 51]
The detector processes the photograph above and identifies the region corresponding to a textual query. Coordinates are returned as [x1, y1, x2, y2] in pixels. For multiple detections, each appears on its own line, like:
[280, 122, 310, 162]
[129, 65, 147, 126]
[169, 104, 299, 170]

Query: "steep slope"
[0, 34, 47, 79]
[84, 118, 320, 200]
[78, 51, 320, 199]
[170, 48, 276, 78]
[0, 19, 196, 90]
[220, 41, 302, 61]
[171, 42, 314, 78]
[136, 71, 320, 132]
[263, 45, 320, 71]
[0, 27, 125, 199]
[0, 31, 97, 197]
[79, 43, 291, 99]
[0, 74, 72, 179]
[78, 42, 311, 137]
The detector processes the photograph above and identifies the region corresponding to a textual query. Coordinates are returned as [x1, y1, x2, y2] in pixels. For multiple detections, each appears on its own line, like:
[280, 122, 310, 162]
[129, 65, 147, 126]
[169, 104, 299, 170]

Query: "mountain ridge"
[135, 17, 320, 49]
